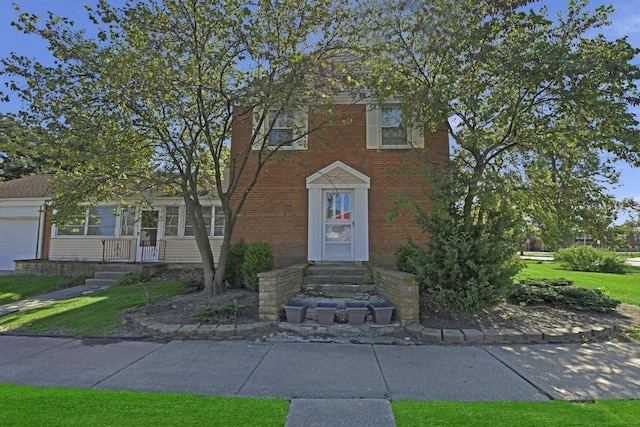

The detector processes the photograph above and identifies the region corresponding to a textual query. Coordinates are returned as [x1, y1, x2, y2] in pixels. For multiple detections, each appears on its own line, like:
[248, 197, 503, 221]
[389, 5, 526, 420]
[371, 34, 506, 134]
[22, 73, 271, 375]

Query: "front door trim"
[306, 161, 370, 262]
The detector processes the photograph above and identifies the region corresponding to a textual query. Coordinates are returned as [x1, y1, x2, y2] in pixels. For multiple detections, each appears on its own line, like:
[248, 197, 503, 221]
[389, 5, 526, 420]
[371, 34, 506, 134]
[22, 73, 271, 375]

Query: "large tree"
[356, 0, 640, 312]
[0, 113, 54, 181]
[359, 0, 639, 242]
[1, 0, 354, 294]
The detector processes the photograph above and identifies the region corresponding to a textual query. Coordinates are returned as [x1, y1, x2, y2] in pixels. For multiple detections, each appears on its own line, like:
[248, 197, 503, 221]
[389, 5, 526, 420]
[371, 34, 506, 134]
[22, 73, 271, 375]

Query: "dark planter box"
[316, 302, 338, 325]
[368, 302, 395, 325]
[283, 300, 308, 324]
[346, 302, 367, 325]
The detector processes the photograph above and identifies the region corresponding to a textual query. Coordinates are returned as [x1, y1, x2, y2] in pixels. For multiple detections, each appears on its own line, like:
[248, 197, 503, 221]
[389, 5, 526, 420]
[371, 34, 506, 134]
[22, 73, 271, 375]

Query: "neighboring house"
[0, 175, 226, 269]
[0, 175, 51, 270]
[230, 102, 449, 269]
[46, 197, 225, 265]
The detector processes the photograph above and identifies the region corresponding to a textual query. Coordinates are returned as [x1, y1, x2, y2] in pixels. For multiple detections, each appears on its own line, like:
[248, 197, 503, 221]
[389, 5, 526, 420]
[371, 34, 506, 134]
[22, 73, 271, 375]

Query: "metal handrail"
[101, 239, 132, 264]
[139, 239, 166, 264]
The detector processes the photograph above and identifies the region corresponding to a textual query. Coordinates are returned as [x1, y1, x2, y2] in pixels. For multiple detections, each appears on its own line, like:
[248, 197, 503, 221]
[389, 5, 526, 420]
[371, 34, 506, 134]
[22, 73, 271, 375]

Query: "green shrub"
[183, 277, 204, 292]
[115, 271, 145, 286]
[395, 239, 421, 275]
[554, 245, 626, 274]
[512, 279, 620, 313]
[59, 272, 93, 287]
[242, 242, 274, 291]
[412, 213, 522, 315]
[193, 301, 251, 323]
[225, 239, 248, 289]
[518, 278, 573, 288]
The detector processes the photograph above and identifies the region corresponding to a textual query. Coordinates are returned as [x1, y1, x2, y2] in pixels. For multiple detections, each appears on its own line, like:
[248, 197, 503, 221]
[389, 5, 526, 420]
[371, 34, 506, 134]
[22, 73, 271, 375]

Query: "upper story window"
[267, 109, 295, 148]
[380, 106, 407, 147]
[366, 104, 424, 149]
[253, 107, 308, 150]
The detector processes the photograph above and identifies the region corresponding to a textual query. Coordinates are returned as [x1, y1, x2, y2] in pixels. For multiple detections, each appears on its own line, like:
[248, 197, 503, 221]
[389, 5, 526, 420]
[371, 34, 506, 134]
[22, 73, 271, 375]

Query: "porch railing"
[139, 239, 167, 264]
[101, 239, 132, 264]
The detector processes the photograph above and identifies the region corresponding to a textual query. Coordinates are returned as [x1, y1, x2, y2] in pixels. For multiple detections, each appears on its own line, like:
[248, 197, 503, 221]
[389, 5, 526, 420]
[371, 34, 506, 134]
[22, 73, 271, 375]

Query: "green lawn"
[1, 384, 638, 427]
[0, 275, 64, 305]
[0, 281, 184, 336]
[0, 384, 289, 427]
[393, 400, 640, 427]
[516, 262, 640, 306]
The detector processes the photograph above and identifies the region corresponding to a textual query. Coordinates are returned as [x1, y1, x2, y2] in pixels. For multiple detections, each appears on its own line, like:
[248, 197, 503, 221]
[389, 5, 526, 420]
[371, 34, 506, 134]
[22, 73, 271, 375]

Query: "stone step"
[306, 264, 367, 274]
[289, 295, 387, 323]
[305, 265, 368, 274]
[84, 278, 118, 287]
[95, 271, 127, 280]
[279, 321, 403, 337]
[302, 283, 376, 295]
[303, 274, 369, 285]
[95, 264, 142, 273]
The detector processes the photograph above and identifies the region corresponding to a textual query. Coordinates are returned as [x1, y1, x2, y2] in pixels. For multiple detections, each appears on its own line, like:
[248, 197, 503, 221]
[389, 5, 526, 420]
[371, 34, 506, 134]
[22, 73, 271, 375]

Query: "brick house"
[1, 103, 448, 274]
[230, 102, 450, 269]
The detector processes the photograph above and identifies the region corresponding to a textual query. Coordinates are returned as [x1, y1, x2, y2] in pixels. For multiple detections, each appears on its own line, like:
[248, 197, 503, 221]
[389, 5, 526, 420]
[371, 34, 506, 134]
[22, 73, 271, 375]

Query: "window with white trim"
[119, 207, 136, 236]
[213, 206, 225, 237]
[253, 107, 308, 150]
[56, 205, 121, 236]
[164, 206, 180, 237]
[366, 105, 424, 149]
[163, 205, 224, 238]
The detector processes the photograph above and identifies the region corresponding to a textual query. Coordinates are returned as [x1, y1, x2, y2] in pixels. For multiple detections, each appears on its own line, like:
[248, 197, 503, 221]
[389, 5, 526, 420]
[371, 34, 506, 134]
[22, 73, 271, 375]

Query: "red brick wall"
[229, 104, 449, 268]
[42, 206, 53, 259]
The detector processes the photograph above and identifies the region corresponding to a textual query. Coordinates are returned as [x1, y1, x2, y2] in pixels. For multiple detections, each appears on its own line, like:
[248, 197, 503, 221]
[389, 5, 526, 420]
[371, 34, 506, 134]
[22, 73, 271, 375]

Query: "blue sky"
[0, 0, 639, 206]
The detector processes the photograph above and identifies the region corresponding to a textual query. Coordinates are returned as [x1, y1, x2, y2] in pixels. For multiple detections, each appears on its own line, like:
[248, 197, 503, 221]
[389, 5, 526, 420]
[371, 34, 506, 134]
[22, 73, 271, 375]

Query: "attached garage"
[0, 212, 40, 270]
[0, 176, 51, 271]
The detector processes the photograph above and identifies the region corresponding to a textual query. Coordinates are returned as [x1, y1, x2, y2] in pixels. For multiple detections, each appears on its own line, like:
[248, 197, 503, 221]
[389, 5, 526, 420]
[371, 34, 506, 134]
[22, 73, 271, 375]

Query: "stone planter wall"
[372, 267, 419, 325]
[258, 264, 307, 321]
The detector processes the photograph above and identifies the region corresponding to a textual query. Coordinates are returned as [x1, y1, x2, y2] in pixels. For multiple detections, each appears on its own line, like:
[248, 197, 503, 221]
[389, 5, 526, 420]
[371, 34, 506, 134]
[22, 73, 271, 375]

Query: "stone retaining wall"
[14, 260, 163, 277]
[15, 260, 105, 276]
[372, 267, 419, 325]
[258, 264, 307, 321]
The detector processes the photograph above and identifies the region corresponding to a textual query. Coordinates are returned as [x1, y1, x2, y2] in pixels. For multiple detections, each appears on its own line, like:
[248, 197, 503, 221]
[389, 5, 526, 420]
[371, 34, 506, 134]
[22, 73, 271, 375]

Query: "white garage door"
[0, 218, 39, 270]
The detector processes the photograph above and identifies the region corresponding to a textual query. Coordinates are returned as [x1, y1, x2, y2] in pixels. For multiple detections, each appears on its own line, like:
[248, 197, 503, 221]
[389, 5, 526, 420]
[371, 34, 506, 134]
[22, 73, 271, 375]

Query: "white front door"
[136, 209, 160, 262]
[322, 190, 354, 261]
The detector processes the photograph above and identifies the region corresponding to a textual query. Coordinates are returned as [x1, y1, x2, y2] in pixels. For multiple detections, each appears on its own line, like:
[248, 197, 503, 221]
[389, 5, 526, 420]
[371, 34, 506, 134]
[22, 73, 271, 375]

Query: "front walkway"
[1, 336, 640, 426]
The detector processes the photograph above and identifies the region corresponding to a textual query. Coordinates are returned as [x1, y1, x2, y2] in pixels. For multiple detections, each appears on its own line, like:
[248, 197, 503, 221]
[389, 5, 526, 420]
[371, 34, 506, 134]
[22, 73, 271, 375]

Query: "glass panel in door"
[323, 191, 353, 260]
[137, 210, 159, 262]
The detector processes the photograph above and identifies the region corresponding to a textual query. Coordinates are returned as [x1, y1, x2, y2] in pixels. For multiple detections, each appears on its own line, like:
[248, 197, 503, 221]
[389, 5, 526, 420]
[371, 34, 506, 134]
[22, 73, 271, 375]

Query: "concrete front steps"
[84, 263, 152, 287]
[280, 263, 402, 337]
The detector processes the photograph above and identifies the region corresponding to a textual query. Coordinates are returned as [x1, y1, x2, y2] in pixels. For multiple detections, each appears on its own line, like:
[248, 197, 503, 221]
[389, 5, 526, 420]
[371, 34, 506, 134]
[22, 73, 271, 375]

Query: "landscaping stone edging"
[404, 323, 624, 344]
[130, 315, 277, 340]
[130, 314, 628, 344]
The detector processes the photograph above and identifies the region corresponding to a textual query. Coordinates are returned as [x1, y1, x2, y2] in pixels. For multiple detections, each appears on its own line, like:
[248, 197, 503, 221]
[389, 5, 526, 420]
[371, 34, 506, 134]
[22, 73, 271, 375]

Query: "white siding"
[49, 238, 108, 262]
[163, 238, 223, 263]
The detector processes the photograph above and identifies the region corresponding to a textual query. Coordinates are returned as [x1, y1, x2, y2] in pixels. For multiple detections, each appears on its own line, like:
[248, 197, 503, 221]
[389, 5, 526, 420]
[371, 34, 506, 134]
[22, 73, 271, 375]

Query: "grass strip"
[393, 400, 640, 427]
[517, 262, 640, 306]
[0, 281, 184, 336]
[0, 275, 63, 305]
[0, 383, 289, 427]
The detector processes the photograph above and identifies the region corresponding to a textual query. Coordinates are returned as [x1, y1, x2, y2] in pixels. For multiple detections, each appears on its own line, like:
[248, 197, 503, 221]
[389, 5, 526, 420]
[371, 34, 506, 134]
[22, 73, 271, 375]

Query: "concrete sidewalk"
[1, 336, 639, 426]
[0, 283, 108, 317]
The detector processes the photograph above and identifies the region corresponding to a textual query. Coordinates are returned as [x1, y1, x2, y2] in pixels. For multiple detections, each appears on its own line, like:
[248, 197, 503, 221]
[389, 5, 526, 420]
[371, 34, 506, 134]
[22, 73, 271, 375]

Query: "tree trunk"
[211, 247, 228, 294]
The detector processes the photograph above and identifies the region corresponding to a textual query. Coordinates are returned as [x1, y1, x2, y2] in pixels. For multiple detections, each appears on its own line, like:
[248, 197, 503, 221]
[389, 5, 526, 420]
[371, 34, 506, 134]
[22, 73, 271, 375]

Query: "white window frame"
[55, 205, 127, 237]
[366, 104, 424, 149]
[252, 107, 308, 150]
[162, 205, 224, 238]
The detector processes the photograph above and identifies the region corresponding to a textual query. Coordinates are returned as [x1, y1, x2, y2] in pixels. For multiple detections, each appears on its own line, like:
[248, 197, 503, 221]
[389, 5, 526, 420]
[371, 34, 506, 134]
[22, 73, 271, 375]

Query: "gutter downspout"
[36, 204, 46, 259]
